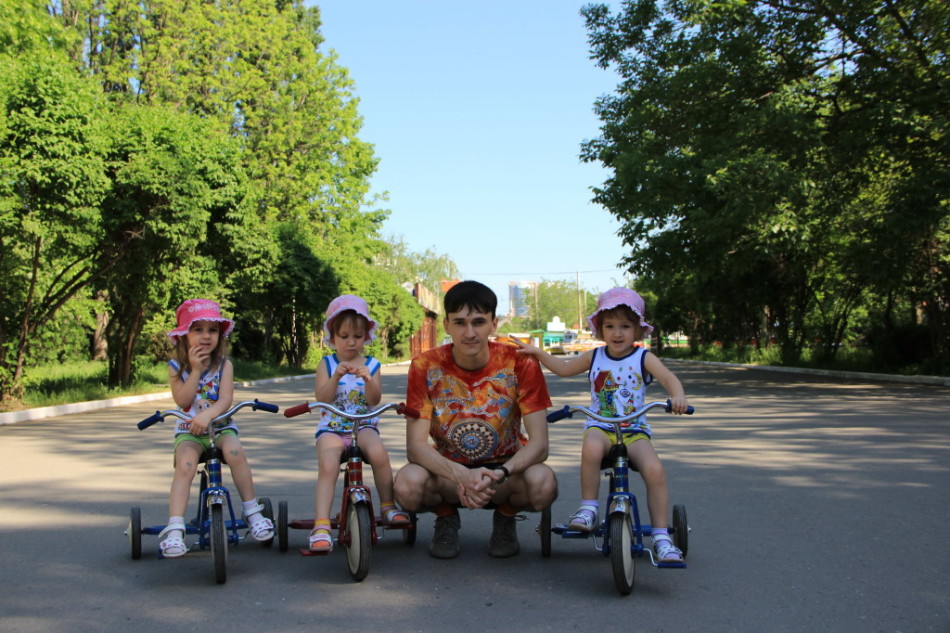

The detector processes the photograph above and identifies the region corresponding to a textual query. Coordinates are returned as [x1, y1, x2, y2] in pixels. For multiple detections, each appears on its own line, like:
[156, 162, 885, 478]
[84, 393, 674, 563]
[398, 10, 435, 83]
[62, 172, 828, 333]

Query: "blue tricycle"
[546, 400, 693, 595]
[127, 399, 280, 584]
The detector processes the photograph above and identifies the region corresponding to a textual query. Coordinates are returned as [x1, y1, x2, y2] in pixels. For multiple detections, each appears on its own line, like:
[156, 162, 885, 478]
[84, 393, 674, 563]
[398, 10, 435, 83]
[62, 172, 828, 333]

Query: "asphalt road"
[0, 362, 947, 633]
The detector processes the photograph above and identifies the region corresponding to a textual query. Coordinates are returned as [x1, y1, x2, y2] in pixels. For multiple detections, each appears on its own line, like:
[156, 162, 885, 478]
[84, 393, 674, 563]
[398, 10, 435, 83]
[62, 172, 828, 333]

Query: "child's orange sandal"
[308, 527, 333, 552]
[382, 507, 411, 525]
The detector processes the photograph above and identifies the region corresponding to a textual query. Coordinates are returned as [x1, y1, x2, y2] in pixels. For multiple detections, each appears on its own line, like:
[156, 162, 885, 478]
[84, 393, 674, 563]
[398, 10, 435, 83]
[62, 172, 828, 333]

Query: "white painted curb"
[0, 373, 315, 426]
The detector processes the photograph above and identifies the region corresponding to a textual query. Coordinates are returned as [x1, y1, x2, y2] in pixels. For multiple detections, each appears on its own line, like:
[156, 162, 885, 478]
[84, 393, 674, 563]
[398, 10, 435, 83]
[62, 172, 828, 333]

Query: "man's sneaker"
[653, 535, 683, 562]
[429, 511, 461, 559]
[488, 510, 520, 558]
[567, 507, 597, 532]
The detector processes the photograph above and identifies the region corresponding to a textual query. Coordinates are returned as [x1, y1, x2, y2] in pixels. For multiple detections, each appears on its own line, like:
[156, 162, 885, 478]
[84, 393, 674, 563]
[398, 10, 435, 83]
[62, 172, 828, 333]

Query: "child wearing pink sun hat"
[512, 286, 689, 563]
[167, 299, 235, 342]
[322, 294, 378, 347]
[159, 299, 273, 559]
[585, 286, 654, 337]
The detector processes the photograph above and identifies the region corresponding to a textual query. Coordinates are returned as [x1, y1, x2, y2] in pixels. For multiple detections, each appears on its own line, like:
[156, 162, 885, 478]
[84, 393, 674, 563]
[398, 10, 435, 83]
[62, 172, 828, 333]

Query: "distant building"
[508, 281, 537, 318]
[440, 278, 460, 294]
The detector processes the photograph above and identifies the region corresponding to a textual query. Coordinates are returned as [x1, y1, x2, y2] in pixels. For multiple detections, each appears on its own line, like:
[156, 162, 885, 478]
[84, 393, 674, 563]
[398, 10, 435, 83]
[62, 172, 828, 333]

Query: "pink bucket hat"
[323, 294, 378, 347]
[167, 299, 235, 342]
[586, 287, 654, 336]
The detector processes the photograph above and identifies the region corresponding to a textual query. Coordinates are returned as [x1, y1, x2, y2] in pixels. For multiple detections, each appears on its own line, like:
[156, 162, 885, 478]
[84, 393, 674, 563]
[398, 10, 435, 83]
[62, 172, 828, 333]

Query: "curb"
[0, 372, 316, 427]
[661, 358, 950, 387]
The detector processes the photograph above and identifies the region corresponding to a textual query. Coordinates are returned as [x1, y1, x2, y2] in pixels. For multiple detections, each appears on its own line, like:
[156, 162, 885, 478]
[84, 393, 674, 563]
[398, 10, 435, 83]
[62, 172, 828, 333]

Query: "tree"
[0, 55, 112, 403]
[522, 281, 598, 332]
[97, 102, 245, 387]
[376, 235, 461, 298]
[49, 0, 398, 368]
[582, 0, 949, 369]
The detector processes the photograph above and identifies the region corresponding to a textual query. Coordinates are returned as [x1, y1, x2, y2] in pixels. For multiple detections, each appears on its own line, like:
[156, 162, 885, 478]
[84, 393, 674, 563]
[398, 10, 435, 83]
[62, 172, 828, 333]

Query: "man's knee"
[394, 464, 428, 510]
[523, 464, 558, 510]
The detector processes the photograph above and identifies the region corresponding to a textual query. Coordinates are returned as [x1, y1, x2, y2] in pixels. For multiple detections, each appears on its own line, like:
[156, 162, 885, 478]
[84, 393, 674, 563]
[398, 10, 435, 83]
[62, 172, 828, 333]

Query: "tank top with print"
[316, 354, 381, 436]
[168, 359, 238, 437]
[586, 346, 653, 437]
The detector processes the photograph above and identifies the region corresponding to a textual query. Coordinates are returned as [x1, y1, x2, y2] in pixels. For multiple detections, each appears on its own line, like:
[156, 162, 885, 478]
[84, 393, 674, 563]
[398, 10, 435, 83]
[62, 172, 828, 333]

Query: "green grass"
[14, 359, 312, 412]
[657, 343, 919, 375]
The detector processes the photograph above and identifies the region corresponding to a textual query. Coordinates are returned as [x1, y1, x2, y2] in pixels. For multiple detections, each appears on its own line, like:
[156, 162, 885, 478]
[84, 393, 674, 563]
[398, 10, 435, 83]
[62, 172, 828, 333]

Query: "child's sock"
[580, 499, 599, 512]
[242, 498, 261, 517]
[652, 527, 670, 541]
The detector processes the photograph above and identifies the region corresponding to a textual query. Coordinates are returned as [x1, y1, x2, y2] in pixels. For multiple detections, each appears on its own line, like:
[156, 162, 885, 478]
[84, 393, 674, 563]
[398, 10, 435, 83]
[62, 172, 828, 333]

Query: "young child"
[513, 287, 690, 562]
[160, 299, 274, 558]
[308, 294, 409, 552]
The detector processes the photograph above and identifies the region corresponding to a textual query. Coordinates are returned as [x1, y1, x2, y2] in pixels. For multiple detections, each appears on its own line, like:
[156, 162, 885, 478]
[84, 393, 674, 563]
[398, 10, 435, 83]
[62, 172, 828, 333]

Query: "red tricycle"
[280, 400, 419, 581]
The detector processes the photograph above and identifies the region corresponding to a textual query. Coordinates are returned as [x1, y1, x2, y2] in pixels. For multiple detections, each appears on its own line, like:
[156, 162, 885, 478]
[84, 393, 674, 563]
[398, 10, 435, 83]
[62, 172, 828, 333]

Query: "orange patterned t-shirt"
[406, 342, 552, 465]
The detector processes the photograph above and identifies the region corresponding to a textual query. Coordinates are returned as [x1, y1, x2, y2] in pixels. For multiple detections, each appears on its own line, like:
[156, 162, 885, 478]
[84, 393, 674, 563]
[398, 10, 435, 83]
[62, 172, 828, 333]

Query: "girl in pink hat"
[513, 287, 690, 562]
[159, 299, 274, 558]
[307, 295, 409, 552]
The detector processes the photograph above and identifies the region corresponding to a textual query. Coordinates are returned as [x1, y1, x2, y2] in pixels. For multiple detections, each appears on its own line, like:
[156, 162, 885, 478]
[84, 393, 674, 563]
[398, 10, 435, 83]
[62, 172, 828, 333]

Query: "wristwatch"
[496, 465, 510, 483]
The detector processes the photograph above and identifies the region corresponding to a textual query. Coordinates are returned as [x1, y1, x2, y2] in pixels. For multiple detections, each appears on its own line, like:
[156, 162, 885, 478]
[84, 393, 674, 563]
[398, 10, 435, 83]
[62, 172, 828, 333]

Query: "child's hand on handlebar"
[187, 409, 213, 435]
[668, 395, 690, 415]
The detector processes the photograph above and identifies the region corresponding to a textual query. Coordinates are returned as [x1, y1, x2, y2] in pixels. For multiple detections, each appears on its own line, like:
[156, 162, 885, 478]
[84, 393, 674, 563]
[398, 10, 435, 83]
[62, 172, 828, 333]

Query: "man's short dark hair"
[444, 280, 497, 319]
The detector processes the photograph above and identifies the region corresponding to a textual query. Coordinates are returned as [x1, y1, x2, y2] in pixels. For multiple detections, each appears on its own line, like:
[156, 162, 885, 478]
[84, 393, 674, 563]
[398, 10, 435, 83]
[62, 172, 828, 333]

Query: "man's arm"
[490, 408, 549, 481]
[405, 415, 495, 508]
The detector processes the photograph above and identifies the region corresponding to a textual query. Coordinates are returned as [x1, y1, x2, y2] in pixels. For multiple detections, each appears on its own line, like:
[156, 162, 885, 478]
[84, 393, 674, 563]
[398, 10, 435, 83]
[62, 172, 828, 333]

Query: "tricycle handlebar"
[546, 399, 694, 424]
[136, 398, 280, 430]
[283, 401, 420, 420]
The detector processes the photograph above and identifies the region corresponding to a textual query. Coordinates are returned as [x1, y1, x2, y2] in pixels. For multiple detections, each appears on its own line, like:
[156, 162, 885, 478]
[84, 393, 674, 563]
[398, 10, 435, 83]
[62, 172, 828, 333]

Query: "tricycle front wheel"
[210, 504, 228, 584]
[345, 502, 372, 581]
[609, 512, 635, 595]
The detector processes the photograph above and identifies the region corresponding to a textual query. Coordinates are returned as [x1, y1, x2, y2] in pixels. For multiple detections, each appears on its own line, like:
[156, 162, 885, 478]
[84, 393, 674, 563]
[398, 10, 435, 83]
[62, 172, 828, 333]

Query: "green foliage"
[582, 0, 949, 374]
[0, 0, 433, 406]
[0, 53, 111, 402]
[232, 223, 340, 368]
[96, 102, 245, 387]
[520, 281, 599, 331]
[376, 235, 461, 297]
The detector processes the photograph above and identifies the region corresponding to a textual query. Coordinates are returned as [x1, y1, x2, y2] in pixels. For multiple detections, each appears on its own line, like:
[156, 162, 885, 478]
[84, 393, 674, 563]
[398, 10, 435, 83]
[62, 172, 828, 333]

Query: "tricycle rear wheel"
[539, 506, 552, 558]
[277, 500, 289, 552]
[128, 507, 142, 560]
[672, 504, 688, 557]
[402, 512, 417, 546]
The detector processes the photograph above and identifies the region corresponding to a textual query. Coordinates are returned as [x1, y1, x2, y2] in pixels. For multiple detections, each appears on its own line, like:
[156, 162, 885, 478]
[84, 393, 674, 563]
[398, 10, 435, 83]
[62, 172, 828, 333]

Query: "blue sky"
[313, 1, 627, 314]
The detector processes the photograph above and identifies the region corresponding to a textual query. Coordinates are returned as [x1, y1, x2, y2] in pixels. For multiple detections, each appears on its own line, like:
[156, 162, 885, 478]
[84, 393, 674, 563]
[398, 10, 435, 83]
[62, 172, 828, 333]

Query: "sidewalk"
[2, 358, 945, 427]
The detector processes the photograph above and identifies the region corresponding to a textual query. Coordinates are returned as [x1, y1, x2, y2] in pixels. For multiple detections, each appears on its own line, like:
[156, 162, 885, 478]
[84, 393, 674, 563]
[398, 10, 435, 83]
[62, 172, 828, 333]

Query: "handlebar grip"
[396, 403, 421, 419]
[283, 402, 312, 418]
[546, 406, 572, 423]
[665, 399, 695, 415]
[253, 400, 279, 413]
[137, 412, 163, 430]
